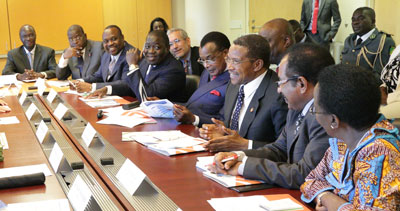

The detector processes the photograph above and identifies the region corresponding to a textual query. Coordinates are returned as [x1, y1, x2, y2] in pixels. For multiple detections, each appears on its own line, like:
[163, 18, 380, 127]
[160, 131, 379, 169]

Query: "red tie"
[311, 0, 319, 34]
[211, 75, 217, 81]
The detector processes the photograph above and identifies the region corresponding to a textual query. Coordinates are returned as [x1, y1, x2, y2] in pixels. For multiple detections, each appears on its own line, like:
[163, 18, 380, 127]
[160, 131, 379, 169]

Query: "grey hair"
[167, 28, 188, 39]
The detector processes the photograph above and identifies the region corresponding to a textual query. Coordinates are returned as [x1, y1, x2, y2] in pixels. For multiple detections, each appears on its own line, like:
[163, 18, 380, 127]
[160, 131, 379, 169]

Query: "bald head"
[19, 24, 36, 51]
[259, 18, 295, 65]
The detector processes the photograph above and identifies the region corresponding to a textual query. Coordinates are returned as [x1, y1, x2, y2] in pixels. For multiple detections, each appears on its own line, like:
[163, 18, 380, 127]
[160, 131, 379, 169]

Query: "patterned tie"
[27, 51, 33, 69]
[311, 0, 319, 34]
[108, 57, 116, 76]
[230, 85, 245, 131]
[183, 60, 189, 74]
[294, 113, 305, 135]
[77, 56, 84, 75]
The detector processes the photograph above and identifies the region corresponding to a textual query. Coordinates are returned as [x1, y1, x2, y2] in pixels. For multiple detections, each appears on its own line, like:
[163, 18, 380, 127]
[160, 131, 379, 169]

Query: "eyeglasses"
[276, 76, 300, 87]
[197, 52, 223, 66]
[169, 38, 182, 46]
[309, 106, 329, 115]
[69, 35, 83, 42]
[225, 56, 255, 65]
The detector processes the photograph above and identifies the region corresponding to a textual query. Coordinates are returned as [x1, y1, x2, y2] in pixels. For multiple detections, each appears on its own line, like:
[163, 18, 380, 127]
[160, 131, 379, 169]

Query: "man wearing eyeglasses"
[208, 43, 332, 189]
[167, 28, 204, 76]
[173, 31, 231, 127]
[3, 24, 57, 80]
[56, 25, 104, 80]
[200, 34, 288, 151]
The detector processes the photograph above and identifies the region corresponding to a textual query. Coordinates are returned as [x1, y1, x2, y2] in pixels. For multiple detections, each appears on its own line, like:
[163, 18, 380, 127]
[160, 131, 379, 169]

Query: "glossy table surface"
[56, 92, 314, 211]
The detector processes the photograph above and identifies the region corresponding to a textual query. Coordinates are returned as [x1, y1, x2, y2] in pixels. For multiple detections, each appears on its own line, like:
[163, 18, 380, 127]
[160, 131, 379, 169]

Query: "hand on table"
[207, 152, 241, 176]
[199, 118, 226, 140]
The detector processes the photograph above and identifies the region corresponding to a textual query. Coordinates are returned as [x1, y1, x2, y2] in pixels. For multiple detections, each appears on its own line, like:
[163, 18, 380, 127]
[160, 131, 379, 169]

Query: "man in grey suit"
[300, 0, 341, 48]
[56, 25, 104, 80]
[209, 43, 333, 189]
[200, 34, 288, 151]
[71, 25, 135, 93]
[2, 24, 57, 80]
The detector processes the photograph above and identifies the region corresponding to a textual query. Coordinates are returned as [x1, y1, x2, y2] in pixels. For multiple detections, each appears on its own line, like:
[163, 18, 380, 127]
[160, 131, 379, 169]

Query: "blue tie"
[230, 85, 244, 131]
[145, 65, 153, 84]
[77, 57, 84, 75]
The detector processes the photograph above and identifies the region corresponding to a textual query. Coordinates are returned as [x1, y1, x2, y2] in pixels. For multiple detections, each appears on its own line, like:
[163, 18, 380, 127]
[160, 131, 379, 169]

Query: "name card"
[68, 175, 92, 211]
[116, 159, 146, 195]
[19, 91, 27, 105]
[46, 89, 57, 103]
[81, 123, 96, 147]
[35, 120, 48, 144]
[54, 103, 68, 120]
[36, 78, 46, 96]
[49, 143, 63, 172]
[25, 103, 38, 120]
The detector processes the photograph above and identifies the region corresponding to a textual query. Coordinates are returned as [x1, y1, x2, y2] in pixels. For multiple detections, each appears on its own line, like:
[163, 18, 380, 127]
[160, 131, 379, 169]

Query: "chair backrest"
[183, 74, 200, 102]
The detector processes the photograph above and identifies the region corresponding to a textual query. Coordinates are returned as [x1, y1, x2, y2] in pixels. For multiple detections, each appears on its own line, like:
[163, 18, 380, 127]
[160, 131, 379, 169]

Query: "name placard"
[68, 175, 92, 211]
[49, 143, 63, 172]
[35, 120, 48, 144]
[19, 91, 27, 105]
[54, 103, 68, 120]
[25, 103, 38, 120]
[46, 89, 57, 103]
[81, 123, 96, 147]
[116, 159, 146, 195]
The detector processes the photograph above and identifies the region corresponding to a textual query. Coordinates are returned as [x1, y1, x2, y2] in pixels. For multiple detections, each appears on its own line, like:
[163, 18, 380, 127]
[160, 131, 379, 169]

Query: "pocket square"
[210, 90, 221, 96]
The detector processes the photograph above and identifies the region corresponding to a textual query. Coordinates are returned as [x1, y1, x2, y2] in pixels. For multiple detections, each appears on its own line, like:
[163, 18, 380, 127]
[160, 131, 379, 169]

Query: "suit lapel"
[82, 41, 92, 77]
[33, 45, 41, 72]
[103, 54, 111, 81]
[225, 83, 239, 127]
[19, 47, 31, 69]
[107, 47, 126, 81]
[318, 0, 326, 18]
[238, 71, 271, 137]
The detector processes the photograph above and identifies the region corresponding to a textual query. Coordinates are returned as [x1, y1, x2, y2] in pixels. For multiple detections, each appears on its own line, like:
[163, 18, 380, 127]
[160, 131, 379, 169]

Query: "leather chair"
[183, 75, 200, 102]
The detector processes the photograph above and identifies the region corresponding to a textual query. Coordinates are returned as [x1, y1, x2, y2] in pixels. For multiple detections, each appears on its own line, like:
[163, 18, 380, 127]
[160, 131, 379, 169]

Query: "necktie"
[211, 75, 217, 81]
[108, 57, 116, 76]
[230, 86, 245, 131]
[27, 51, 33, 69]
[183, 60, 189, 74]
[145, 65, 153, 84]
[356, 38, 363, 46]
[77, 56, 84, 75]
[294, 113, 305, 135]
[311, 0, 319, 34]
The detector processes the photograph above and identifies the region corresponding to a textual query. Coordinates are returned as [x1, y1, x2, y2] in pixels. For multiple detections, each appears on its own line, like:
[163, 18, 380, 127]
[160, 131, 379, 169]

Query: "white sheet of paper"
[6, 199, 70, 211]
[54, 103, 68, 120]
[81, 122, 96, 147]
[97, 115, 149, 128]
[0, 75, 17, 86]
[35, 120, 48, 144]
[0, 116, 19, 125]
[19, 90, 28, 105]
[46, 89, 57, 103]
[207, 195, 270, 211]
[116, 159, 146, 195]
[26, 103, 38, 120]
[49, 143, 63, 172]
[259, 198, 303, 211]
[46, 80, 69, 88]
[68, 175, 92, 211]
[0, 132, 9, 149]
[0, 163, 52, 178]
[36, 78, 46, 96]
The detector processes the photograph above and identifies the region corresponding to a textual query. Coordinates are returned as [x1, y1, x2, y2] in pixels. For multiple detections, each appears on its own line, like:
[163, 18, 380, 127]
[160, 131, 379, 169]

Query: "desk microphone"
[97, 110, 103, 119]
[122, 101, 140, 110]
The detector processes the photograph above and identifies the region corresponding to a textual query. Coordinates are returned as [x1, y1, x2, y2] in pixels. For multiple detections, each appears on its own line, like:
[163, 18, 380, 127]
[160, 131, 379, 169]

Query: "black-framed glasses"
[276, 76, 300, 87]
[224, 56, 255, 65]
[309, 106, 329, 115]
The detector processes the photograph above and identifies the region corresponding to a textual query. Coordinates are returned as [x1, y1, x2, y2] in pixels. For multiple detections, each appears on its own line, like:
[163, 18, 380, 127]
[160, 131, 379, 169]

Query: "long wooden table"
[53, 92, 314, 211]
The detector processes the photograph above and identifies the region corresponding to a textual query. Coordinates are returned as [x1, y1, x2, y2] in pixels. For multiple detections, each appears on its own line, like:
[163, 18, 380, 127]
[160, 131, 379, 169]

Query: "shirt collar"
[111, 50, 122, 62]
[24, 45, 36, 55]
[242, 70, 268, 98]
[300, 34, 307, 43]
[357, 28, 376, 43]
[180, 49, 191, 63]
[301, 98, 314, 116]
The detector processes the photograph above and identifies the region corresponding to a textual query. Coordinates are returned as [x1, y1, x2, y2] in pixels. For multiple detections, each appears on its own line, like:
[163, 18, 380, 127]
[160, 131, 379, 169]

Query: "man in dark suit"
[173, 31, 231, 127]
[167, 28, 204, 76]
[200, 34, 288, 151]
[300, 0, 341, 48]
[341, 7, 395, 81]
[71, 25, 135, 93]
[56, 25, 104, 80]
[90, 30, 186, 103]
[258, 19, 295, 67]
[209, 43, 333, 189]
[289, 19, 315, 44]
[2, 24, 57, 80]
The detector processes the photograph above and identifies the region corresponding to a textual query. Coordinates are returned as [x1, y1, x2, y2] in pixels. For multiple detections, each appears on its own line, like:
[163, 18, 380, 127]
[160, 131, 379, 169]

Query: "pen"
[68, 80, 77, 89]
[221, 154, 238, 163]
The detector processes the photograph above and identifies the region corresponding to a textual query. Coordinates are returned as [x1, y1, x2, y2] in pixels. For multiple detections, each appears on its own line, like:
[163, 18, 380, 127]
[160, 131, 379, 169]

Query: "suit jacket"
[341, 29, 396, 80]
[300, 0, 341, 42]
[223, 70, 288, 148]
[84, 41, 134, 89]
[2, 44, 57, 78]
[112, 53, 186, 103]
[186, 70, 230, 126]
[243, 108, 330, 189]
[188, 46, 204, 76]
[56, 40, 104, 80]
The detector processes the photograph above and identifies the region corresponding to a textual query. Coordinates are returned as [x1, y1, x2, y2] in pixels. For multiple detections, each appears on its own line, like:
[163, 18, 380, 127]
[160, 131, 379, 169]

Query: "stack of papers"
[79, 96, 130, 108]
[46, 80, 70, 88]
[6, 199, 70, 211]
[0, 75, 22, 96]
[207, 195, 305, 211]
[97, 106, 156, 128]
[196, 156, 265, 188]
[141, 99, 174, 118]
[0, 116, 20, 125]
[122, 130, 207, 156]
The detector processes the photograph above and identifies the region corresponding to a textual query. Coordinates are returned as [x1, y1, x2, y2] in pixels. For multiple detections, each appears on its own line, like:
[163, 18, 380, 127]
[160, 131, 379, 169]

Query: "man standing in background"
[300, 0, 341, 49]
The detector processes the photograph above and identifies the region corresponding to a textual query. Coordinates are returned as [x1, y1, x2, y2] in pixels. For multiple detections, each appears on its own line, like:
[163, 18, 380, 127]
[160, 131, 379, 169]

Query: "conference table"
[0, 81, 314, 211]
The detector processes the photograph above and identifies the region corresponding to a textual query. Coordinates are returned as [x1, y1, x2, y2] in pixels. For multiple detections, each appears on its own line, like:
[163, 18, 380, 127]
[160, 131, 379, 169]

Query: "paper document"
[0, 116, 20, 125]
[46, 80, 70, 88]
[0, 163, 52, 178]
[79, 96, 129, 108]
[141, 99, 174, 118]
[0, 132, 9, 149]
[259, 198, 304, 211]
[97, 107, 156, 128]
[6, 199, 70, 211]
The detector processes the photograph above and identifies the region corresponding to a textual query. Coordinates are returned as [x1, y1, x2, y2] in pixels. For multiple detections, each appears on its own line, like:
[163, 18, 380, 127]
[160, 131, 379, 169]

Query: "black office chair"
[182, 75, 200, 102]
